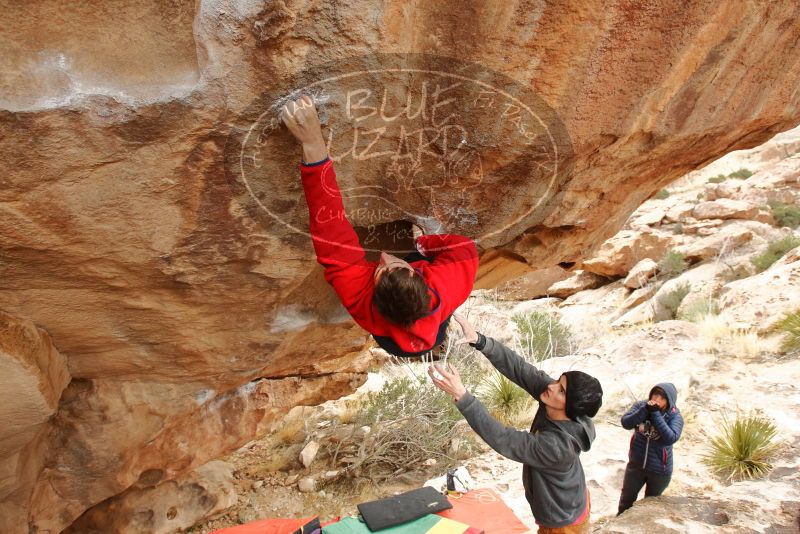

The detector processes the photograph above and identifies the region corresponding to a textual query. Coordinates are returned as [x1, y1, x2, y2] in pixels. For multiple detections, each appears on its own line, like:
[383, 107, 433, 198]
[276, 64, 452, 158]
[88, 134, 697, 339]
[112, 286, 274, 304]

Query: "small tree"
[512, 311, 573, 361]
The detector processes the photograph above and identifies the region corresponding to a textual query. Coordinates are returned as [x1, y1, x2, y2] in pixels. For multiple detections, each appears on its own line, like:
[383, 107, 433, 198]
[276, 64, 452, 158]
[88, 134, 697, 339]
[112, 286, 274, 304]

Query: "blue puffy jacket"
[621, 383, 683, 475]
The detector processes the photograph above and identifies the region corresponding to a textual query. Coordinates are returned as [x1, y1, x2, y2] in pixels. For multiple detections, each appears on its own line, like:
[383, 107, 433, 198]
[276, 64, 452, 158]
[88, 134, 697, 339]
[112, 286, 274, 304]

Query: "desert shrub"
[751, 235, 800, 272]
[672, 223, 684, 235]
[775, 309, 800, 353]
[658, 250, 688, 277]
[512, 311, 574, 361]
[728, 168, 753, 179]
[348, 371, 475, 478]
[697, 314, 733, 353]
[479, 371, 532, 426]
[678, 298, 720, 323]
[658, 282, 691, 320]
[768, 201, 800, 229]
[707, 174, 727, 184]
[654, 189, 670, 199]
[342, 338, 489, 479]
[703, 412, 780, 481]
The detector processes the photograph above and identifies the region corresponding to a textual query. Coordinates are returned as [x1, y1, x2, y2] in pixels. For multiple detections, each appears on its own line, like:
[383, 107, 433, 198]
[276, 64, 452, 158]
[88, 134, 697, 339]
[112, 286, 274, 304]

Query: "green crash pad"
[322, 514, 441, 533]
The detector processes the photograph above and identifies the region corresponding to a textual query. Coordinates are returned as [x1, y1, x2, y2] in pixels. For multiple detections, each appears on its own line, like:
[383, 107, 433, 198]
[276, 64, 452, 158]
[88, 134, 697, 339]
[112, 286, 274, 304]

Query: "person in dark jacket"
[428, 314, 603, 533]
[617, 383, 684, 515]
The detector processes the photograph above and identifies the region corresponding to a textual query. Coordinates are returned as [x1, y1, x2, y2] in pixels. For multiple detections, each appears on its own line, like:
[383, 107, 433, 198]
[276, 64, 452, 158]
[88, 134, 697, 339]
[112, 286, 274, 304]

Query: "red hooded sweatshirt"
[300, 157, 479, 354]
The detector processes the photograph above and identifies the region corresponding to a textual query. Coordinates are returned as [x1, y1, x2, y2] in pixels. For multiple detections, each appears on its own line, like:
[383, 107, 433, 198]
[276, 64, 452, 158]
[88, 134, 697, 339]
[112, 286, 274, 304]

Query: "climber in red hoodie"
[281, 95, 479, 357]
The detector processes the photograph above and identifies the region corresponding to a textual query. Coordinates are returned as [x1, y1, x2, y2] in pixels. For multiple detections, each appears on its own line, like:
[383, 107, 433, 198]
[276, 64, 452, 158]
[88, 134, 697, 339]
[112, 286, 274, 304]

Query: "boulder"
[583, 229, 678, 278]
[547, 271, 607, 299]
[675, 223, 754, 262]
[719, 245, 800, 332]
[664, 202, 696, 223]
[64, 461, 237, 534]
[2, 1, 800, 531]
[702, 181, 741, 201]
[623, 259, 659, 289]
[297, 477, 316, 493]
[299, 441, 320, 468]
[494, 266, 571, 300]
[0, 311, 70, 533]
[692, 199, 760, 220]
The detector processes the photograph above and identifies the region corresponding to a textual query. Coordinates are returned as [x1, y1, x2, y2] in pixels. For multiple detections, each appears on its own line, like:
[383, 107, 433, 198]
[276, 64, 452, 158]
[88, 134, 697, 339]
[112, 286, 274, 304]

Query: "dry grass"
[696, 315, 766, 358]
[275, 414, 307, 445]
[697, 314, 733, 353]
[336, 398, 363, 425]
[728, 329, 763, 359]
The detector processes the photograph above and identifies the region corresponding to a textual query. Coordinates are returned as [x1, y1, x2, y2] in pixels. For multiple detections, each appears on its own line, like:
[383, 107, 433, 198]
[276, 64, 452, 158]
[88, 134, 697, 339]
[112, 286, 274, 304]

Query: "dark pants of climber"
[372, 251, 452, 358]
[617, 462, 672, 515]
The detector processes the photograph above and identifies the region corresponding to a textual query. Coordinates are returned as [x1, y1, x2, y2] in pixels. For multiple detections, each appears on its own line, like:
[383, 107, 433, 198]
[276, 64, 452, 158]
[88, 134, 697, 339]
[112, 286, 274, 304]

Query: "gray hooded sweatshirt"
[455, 335, 595, 528]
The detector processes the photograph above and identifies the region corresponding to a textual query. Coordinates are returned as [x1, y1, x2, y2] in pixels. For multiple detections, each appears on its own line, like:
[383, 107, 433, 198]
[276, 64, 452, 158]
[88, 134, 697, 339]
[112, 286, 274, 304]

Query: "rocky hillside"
[2, 2, 800, 532]
[186, 130, 800, 532]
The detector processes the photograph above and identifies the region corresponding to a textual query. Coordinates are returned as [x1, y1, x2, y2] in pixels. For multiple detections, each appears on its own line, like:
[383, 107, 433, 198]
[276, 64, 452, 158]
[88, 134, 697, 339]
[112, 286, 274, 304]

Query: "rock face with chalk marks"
[1, 1, 800, 531]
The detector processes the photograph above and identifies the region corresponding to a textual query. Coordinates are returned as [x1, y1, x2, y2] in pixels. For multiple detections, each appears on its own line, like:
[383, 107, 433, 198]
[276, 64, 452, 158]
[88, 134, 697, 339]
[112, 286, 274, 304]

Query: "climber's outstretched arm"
[282, 97, 376, 328]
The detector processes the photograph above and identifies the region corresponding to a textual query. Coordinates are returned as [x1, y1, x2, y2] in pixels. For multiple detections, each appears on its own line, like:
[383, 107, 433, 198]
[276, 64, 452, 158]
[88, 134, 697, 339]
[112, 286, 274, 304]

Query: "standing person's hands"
[281, 95, 328, 162]
[646, 400, 660, 412]
[428, 364, 468, 402]
[452, 313, 478, 345]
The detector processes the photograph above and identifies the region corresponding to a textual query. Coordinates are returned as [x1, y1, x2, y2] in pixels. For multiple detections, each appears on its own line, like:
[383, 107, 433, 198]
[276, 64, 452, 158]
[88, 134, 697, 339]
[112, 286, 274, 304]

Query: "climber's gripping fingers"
[282, 95, 324, 145]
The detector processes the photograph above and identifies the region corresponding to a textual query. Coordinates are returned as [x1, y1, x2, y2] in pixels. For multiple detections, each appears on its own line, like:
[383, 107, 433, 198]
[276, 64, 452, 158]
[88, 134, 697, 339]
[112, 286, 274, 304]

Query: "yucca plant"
[703, 413, 781, 481]
[775, 309, 800, 353]
[479, 371, 531, 426]
[512, 311, 573, 361]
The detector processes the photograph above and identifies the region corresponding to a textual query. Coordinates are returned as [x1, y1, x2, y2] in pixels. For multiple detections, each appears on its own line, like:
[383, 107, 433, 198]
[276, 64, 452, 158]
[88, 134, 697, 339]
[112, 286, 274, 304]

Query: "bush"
[707, 174, 727, 184]
[768, 201, 800, 229]
[678, 298, 720, 322]
[672, 223, 684, 235]
[751, 235, 800, 272]
[348, 342, 486, 478]
[728, 168, 753, 179]
[479, 371, 532, 426]
[703, 413, 780, 481]
[658, 282, 691, 320]
[658, 250, 688, 277]
[512, 311, 573, 361]
[654, 189, 670, 199]
[775, 309, 800, 353]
